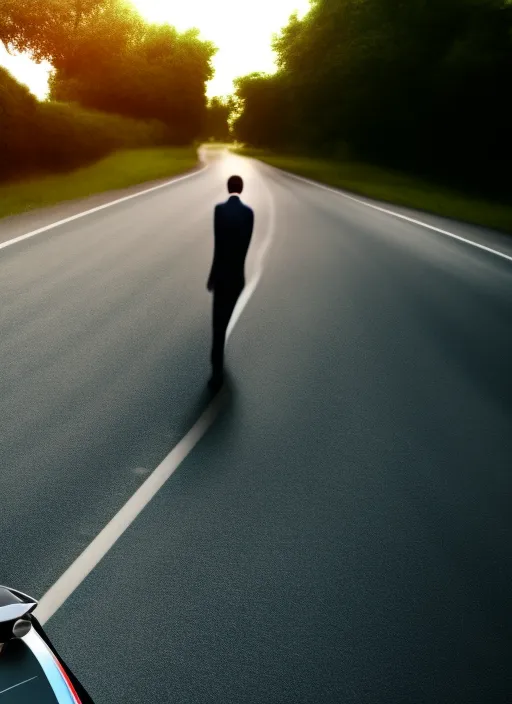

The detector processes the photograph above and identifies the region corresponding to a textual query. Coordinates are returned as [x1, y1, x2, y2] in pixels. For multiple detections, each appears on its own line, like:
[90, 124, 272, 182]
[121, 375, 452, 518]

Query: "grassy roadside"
[0, 147, 199, 220]
[236, 149, 512, 234]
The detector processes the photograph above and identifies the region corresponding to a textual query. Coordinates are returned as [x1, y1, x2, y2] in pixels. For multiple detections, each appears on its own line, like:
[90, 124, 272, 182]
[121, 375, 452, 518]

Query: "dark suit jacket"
[208, 195, 254, 292]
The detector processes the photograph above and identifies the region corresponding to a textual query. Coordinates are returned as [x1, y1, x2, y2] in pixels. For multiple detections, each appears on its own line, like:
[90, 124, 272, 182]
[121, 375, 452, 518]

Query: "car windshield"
[0, 639, 59, 704]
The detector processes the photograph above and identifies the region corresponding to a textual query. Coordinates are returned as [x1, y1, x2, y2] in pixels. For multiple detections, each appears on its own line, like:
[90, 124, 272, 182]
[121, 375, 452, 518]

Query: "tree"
[204, 97, 233, 141]
[235, 0, 512, 193]
[0, 0, 138, 68]
[232, 73, 290, 148]
[49, 21, 215, 142]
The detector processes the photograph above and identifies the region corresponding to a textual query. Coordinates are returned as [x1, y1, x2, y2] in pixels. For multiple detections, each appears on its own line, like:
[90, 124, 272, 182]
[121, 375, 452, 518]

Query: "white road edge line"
[0, 164, 209, 253]
[35, 173, 276, 626]
[267, 163, 512, 265]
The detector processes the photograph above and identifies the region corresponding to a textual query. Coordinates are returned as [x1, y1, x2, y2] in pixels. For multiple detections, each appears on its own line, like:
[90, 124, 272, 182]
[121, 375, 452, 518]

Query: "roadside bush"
[0, 66, 39, 178]
[35, 102, 170, 172]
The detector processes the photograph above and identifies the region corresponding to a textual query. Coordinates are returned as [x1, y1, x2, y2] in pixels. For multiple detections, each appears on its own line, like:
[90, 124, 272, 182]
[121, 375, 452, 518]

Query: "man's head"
[227, 175, 244, 195]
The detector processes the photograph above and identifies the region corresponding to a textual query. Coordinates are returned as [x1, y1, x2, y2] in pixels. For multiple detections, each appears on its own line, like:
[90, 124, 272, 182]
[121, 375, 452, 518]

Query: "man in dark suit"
[207, 175, 254, 390]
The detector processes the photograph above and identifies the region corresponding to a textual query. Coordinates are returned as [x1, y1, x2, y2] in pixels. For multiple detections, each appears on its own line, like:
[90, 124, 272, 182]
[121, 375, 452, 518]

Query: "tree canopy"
[233, 0, 512, 194]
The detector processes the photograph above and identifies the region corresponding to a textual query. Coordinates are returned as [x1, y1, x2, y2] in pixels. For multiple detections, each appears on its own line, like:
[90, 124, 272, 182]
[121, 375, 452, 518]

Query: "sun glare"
[0, 0, 310, 100]
[129, 0, 311, 96]
[0, 44, 51, 100]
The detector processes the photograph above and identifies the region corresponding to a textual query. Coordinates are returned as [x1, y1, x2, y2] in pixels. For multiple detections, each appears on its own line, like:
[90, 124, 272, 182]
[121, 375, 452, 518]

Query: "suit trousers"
[211, 286, 242, 374]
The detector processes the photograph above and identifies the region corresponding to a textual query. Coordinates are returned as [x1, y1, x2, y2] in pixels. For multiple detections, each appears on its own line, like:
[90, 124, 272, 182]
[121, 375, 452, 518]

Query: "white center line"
[35, 168, 276, 626]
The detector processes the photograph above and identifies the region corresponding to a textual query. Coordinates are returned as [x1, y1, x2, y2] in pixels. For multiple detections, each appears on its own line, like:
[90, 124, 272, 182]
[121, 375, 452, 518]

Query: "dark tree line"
[233, 0, 512, 196]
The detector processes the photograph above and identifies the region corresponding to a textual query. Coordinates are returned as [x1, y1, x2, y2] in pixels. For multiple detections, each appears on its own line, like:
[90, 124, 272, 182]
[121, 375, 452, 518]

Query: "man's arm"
[244, 207, 255, 255]
[207, 205, 220, 292]
[248, 207, 255, 241]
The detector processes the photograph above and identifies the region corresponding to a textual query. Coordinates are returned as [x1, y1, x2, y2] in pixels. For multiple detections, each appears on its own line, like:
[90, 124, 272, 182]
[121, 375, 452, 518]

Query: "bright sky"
[0, 0, 310, 100]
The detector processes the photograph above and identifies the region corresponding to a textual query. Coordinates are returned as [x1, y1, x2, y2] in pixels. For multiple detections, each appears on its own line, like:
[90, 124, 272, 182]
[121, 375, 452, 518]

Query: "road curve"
[0, 149, 511, 703]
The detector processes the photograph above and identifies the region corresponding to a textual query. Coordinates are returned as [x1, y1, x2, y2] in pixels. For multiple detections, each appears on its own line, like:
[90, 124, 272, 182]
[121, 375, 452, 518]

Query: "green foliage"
[35, 102, 169, 167]
[233, 73, 290, 148]
[0, 66, 170, 181]
[234, 0, 512, 196]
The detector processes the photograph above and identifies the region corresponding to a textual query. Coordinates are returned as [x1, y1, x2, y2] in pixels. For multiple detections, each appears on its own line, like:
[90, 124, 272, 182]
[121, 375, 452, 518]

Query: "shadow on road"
[175, 369, 239, 440]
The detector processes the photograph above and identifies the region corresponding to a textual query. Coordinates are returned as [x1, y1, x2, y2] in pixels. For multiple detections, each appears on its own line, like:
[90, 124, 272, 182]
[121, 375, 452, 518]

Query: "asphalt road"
[1, 149, 511, 703]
